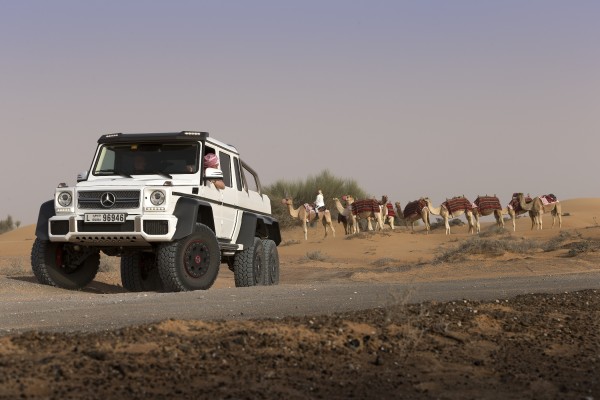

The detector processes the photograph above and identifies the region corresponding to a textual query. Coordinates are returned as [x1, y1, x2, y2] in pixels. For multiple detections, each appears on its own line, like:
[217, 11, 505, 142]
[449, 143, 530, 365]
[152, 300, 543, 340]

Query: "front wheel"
[31, 238, 100, 290]
[121, 251, 163, 292]
[233, 237, 265, 287]
[157, 224, 220, 292]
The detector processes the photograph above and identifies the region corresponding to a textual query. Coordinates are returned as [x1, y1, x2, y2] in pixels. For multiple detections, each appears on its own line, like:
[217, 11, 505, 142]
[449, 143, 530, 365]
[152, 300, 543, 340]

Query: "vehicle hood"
[76, 177, 197, 188]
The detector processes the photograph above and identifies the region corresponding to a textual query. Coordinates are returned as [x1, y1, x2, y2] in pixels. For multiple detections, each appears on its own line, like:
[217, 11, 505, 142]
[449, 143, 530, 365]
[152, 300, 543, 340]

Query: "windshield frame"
[91, 141, 200, 177]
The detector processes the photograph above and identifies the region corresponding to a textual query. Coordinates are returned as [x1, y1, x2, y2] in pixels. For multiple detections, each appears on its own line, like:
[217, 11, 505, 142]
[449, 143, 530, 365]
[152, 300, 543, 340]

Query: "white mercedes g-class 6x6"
[31, 131, 281, 292]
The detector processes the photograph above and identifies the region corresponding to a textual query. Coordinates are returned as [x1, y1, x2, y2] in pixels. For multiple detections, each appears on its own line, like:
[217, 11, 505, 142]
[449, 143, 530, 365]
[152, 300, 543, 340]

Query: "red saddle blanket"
[474, 196, 501, 213]
[351, 199, 380, 215]
[403, 199, 426, 219]
[540, 194, 558, 205]
[443, 196, 473, 216]
[385, 203, 395, 217]
[508, 195, 532, 212]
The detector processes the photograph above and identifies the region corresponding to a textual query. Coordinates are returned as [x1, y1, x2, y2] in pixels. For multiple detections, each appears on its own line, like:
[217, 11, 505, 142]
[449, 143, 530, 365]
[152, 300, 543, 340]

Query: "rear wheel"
[31, 238, 100, 290]
[262, 239, 280, 285]
[157, 224, 220, 292]
[121, 251, 163, 292]
[233, 237, 265, 287]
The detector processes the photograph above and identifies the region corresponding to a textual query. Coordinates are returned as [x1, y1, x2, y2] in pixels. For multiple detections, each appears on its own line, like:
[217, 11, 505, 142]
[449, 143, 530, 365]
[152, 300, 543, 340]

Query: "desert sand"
[0, 198, 599, 399]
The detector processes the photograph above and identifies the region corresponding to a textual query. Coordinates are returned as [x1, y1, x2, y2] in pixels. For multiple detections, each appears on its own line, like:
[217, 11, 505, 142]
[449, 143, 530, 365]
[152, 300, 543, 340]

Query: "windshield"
[93, 142, 199, 176]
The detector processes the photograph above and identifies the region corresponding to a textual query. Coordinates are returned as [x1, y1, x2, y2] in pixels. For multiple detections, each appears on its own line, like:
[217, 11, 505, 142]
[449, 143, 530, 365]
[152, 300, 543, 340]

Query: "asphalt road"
[2, 271, 600, 336]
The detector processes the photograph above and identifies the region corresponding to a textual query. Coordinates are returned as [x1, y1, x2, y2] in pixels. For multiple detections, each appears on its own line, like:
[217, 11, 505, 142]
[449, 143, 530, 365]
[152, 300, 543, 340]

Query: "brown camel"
[395, 198, 431, 233]
[333, 197, 357, 234]
[281, 198, 335, 240]
[516, 193, 562, 230]
[507, 193, 533, 231]
[424, 196, 475, 235]
[472, 195, 506, 233]
[344, 195, 384, 232]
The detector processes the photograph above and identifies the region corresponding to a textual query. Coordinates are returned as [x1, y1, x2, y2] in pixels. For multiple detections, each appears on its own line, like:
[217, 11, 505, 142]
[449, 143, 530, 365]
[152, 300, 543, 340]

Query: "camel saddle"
[385, 203, 395, 217]
[443, 196, 473, 216]
[540, 194, 558, 205]
[474, 196, 501, 213]
[403, 199, 427, 219]
[351, 199, 380, 215]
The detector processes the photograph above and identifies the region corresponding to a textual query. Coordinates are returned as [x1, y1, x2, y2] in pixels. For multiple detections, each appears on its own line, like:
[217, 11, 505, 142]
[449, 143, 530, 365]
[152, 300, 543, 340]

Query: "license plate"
[84, 213, 126, 223]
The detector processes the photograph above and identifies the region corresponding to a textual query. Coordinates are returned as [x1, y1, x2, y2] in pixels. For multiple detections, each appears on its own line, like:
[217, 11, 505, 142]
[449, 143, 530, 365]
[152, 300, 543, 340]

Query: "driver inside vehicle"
[133, 154, 147, 173]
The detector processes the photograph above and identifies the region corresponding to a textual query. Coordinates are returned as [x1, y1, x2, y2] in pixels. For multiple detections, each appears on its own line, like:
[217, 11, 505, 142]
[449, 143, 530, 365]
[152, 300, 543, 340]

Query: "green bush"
[0, 215, 21, 234]
[264, 169, 371, 229]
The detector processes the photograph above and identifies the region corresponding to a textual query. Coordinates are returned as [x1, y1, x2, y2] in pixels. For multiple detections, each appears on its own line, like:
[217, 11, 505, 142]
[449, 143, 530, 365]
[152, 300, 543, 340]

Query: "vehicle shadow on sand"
[6, 275, 129, 294]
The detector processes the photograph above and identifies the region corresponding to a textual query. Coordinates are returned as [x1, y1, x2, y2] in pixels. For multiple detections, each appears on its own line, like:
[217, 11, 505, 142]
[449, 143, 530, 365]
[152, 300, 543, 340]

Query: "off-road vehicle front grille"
[77, 190, 141, 209]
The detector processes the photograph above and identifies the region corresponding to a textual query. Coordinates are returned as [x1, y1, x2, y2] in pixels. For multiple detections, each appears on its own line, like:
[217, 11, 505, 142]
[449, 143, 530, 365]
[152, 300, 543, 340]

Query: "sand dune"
[2, 198, 600, 289]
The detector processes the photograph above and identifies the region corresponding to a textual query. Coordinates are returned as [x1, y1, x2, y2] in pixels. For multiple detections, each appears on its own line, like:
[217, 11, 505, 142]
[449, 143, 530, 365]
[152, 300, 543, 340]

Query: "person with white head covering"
[204, 153, 225, 190]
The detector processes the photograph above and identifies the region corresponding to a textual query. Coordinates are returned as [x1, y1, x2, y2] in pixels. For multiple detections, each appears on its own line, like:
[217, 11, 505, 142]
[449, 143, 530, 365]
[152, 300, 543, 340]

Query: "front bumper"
[48, 214, 178, 246]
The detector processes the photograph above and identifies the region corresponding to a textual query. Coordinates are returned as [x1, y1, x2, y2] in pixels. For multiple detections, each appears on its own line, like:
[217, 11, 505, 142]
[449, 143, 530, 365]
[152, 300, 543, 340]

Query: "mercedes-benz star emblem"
[100, 192, 116, 208]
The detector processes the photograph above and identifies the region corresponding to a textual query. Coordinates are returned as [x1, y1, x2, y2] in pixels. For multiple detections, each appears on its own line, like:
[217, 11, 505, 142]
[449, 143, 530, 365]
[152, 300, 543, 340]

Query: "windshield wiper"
[95, 169, 132, 178]
[150, 171, 173, 179]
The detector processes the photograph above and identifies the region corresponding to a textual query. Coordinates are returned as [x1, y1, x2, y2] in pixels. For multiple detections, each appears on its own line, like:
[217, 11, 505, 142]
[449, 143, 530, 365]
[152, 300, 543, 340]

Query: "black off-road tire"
[30, 238, 100, 290]
[157, 224, 220, 292]
[233, 237, 265, 287]
[121, 251, 163, 292]
[262, 239, 280, 285]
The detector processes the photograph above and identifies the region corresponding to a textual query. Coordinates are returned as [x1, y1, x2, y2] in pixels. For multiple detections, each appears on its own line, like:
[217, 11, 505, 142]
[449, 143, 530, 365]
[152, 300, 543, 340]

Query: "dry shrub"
[305, 251, 327, 261]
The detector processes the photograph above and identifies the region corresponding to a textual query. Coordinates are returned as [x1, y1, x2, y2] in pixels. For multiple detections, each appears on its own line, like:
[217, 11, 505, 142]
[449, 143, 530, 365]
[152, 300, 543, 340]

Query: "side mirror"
[77, 171, 89, 182]
[203, 167, 223, 180]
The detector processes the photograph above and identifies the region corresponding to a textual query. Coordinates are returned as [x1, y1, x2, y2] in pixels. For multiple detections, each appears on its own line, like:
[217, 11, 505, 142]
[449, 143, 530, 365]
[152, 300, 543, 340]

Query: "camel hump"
[403, 199, 424, 219]
[351, 199, 380, 215]
[474, 195, 501, 212]
[444, 196, 473, 214]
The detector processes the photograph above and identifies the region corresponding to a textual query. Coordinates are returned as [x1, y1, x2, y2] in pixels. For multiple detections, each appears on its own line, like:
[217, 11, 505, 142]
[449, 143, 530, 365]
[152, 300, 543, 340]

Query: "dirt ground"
[1, 198, 600, 399]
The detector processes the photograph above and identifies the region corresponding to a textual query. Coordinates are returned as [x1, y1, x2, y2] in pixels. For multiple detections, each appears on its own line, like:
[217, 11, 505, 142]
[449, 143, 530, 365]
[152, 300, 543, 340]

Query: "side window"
[233, 157, 243, 191]
[218, 152, 232, 188]
[242, 163, 259, 193]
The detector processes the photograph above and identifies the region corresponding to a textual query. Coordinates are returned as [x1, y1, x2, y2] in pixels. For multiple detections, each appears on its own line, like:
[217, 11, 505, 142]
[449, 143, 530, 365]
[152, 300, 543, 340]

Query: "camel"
[381, 202, 396, 230]
[506, 193, 533, 231]
[395, 198, 431, 233]
[333, 197, 357, 234]
[378, 195, 395, 230]
[344, 195, 384, 232]
[281, 198, 335, 240]
[424, 196, 475, 235]
[516, 193, 562, 230]
[472, 195, 506, 233]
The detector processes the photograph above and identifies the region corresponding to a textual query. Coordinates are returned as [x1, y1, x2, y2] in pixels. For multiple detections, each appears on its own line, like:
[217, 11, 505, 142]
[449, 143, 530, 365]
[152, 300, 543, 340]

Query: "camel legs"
[444, 216, 451, 235]
[552, 204, 562, 228]
[423, 212, 431, 234]
[466, 212, 475, 235]
[494, 209, 505, 229]
[529, 211, 542, 230]
[474, 213, 481, 234]
[508, 209, 517, 231]
[302, 220, 308, 240]
[389, 216, 395, 230]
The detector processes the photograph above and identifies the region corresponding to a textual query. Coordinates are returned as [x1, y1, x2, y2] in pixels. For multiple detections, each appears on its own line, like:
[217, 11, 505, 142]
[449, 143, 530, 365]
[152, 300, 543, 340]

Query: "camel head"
[342, 195, 355, 204]
[281, 198, 293, 206]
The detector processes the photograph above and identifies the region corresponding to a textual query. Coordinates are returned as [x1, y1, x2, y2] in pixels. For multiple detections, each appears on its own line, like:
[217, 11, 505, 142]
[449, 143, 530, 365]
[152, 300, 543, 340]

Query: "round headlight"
[150, 190, 166, 206]
[57, 192, 72, 207]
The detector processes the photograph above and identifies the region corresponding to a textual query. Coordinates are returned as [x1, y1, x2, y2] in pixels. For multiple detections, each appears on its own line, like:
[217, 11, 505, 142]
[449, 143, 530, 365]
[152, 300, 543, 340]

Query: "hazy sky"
[1, 1, 599, 225]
